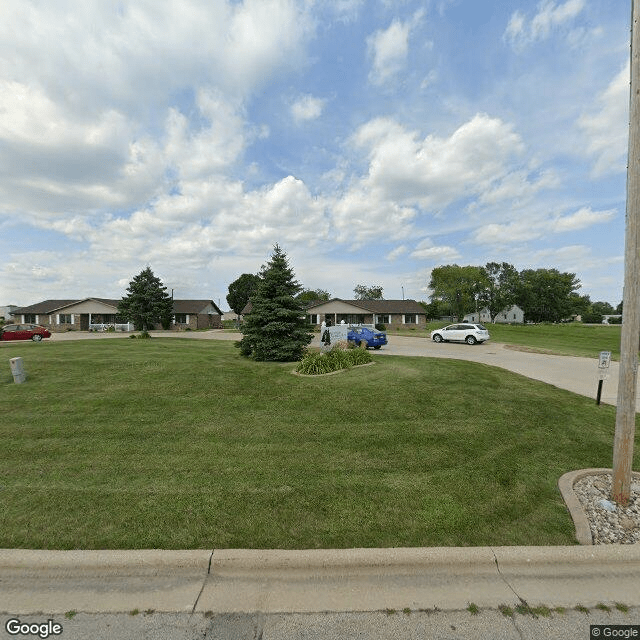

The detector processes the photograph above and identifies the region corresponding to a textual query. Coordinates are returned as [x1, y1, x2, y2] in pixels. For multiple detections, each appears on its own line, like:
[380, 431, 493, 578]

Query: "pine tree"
[118, 267, 174, 331]
[239, 245, 313, 361]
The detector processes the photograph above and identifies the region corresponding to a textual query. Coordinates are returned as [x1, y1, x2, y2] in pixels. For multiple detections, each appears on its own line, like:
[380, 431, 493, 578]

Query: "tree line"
[425, 262, 621, 324]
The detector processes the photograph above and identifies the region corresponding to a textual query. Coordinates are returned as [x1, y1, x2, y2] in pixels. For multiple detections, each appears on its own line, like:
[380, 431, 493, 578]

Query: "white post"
[10, 357, 26, 384]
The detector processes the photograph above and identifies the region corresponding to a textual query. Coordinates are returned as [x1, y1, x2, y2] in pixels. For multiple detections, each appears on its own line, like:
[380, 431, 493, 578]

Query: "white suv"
[430, 323, 490, 345]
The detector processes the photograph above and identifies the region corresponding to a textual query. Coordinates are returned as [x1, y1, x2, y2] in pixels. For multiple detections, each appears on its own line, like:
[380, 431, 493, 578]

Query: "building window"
[174, 314, 188, 324]
[403, 314, 416, 324]
[24, 314, 37, 323]
[375, 314, 391, 324]
[308, 314, 319, 324]
[58, 314, 73, 324]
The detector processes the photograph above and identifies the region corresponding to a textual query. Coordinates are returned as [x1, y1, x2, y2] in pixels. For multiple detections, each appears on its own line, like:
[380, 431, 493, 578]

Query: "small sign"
[598, 351, 611, 369]
[328, 325, 349, 342]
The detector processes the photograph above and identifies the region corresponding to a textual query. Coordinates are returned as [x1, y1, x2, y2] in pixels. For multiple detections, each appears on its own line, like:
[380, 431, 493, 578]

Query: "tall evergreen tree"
[239, 245, 313, 361]
[118, 267, 174, 331]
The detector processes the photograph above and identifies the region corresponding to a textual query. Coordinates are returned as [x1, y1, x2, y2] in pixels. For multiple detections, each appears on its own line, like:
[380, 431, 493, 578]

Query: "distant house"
[305, 298, 427, 328]
[1, 305, 18, 322]
[10, 298, 223, 332]
[241, 298, 427, 328]
[463, 305, 524, 324]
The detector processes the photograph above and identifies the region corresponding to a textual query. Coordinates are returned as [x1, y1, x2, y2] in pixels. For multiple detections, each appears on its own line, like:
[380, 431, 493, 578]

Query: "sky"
[0, 0, 632, 309]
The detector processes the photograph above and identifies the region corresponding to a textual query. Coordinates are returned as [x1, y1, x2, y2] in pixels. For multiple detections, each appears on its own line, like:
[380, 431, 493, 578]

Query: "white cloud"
[478, 169, 560, 206]
[386, 245, 408, 261]
[504, 0, 585, 50]
[350, 113, 524, 207]
[0, 1, 315, 225]
[579, 62, 629, 177]
[0, 1, 313, 106]
[531, 0, 585, 40]
[473, 206, 616, 246]
[410, 239, 461, 262]
[329, 113, 526, 244]
[504, 11, 525, 43]
[367, 10, 423, 85]
[551, 206, 616, 232]
[291, 95, 327, 124]
[83, 175, 328, 269]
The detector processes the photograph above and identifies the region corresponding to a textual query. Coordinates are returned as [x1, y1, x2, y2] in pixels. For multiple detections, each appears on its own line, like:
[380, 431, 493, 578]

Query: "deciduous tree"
[478, 262, 519, 322]
[227, 273, 261, 319]
[515, 268, 581, 322]
[353, 284, 384, 300]
[429, 265, 488, 321]
[296, 288, 331, 304]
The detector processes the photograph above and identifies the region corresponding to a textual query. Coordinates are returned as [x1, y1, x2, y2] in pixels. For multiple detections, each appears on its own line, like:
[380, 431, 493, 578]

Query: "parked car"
[430, 323, 490, 345]
[347, 326, 387, 349]
[0, 324, 52, 342]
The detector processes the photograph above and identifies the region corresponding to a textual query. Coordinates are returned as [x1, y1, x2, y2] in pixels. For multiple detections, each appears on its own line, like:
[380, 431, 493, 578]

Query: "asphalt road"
[4, 608, 638, 640]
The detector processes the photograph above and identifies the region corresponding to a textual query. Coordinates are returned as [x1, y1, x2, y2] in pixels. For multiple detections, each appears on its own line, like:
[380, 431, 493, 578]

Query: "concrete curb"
[2, 546, 640, 614]
[558, 468, 640, 545]
[0, 549, 213, 575]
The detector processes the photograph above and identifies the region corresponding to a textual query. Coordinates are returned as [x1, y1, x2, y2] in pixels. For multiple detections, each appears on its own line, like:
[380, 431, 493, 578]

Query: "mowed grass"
[400, 322, 624, 360]
[1, 338, 636, 550]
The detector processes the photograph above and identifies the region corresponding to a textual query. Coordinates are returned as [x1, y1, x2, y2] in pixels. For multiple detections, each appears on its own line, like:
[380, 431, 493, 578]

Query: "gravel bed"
[573, 473, 640, 544]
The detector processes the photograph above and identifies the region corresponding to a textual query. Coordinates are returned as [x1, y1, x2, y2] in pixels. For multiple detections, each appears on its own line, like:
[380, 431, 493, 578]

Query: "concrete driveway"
[374, 335, 626, 408]
[309, 333, 629, 408]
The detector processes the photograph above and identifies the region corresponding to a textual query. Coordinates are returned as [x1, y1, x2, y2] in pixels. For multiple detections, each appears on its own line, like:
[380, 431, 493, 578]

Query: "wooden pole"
[612, 0, 640, 506]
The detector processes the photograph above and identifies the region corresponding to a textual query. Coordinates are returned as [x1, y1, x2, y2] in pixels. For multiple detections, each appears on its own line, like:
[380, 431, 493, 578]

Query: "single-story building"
[305, 299, 427, 328]
[1, 305, 18, 322]
[463, 305, 524, 324]
[10, 298, 223, 332]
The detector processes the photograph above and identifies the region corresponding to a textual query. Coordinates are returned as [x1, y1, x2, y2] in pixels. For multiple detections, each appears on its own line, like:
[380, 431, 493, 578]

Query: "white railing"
[89, 323, 133, 332]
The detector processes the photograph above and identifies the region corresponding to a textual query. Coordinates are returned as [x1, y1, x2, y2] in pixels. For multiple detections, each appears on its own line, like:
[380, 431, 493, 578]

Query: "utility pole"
[612, 0, 640, 506]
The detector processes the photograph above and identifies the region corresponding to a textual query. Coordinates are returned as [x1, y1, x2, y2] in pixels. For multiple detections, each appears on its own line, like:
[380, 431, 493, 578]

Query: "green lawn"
[394, 322, 624, 360]
[1, 338, 636, 550]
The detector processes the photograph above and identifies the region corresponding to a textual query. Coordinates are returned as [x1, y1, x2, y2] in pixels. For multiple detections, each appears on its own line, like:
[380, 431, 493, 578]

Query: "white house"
[464, 305, 524, 324]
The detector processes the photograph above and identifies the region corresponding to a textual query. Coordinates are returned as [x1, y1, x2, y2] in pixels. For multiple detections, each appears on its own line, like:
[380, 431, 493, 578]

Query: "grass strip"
[1, 338, 637, 549]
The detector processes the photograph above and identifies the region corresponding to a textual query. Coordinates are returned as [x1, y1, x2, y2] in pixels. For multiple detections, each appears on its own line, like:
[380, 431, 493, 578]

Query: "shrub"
[582, 313, 603, 324]
[296, 345, 372, 375]
[608, 316, 622, 324]
[375, 323, 386, 331]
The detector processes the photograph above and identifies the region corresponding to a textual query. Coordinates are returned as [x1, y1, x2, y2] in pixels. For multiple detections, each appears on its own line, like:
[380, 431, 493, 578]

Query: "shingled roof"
[306, 298, 425, 313]
[243, 298, 426, 315]
[11, 299, 119, 314]
[13, 298, 223, 315]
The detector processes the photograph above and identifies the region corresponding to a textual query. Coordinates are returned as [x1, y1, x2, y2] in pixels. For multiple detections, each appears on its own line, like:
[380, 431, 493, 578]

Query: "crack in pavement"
[191, 549, 214, 615]
[490, 547, 529, 607]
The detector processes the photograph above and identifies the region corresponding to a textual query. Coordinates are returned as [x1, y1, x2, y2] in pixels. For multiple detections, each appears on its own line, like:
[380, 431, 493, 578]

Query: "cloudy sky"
[0, 0, 631, 308]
